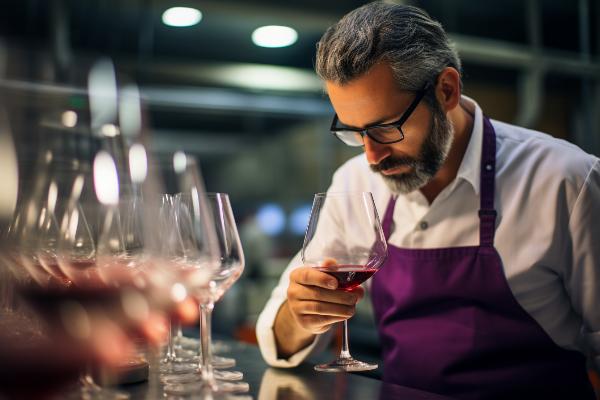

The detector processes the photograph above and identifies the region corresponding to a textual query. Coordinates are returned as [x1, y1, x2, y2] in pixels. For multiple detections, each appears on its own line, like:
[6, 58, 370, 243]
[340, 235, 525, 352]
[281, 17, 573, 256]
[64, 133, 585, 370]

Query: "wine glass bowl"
[302, 191, 387, 372]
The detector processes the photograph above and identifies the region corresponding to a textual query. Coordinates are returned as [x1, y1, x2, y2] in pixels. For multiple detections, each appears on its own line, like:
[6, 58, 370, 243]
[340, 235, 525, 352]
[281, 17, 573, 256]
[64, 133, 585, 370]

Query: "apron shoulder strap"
[382, 195, 397, 241]
[479, 116, 498, 247]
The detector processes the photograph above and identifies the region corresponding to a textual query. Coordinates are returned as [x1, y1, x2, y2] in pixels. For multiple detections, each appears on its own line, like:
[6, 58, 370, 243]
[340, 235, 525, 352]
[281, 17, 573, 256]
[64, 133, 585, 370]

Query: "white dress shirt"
[256, 96, 600, 372]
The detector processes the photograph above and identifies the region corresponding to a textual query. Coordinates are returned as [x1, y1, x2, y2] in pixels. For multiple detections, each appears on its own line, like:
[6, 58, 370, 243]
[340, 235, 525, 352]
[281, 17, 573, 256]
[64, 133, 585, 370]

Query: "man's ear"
[435, 67, 461, 112]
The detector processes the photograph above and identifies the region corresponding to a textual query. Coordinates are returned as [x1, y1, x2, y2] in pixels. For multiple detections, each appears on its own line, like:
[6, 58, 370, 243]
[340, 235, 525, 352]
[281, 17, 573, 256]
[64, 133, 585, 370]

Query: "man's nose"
[364, 136, 391, 166]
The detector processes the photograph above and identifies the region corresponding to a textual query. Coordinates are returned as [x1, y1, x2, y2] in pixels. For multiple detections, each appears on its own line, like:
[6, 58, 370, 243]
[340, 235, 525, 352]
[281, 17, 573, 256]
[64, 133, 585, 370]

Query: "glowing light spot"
[289, 204, 311, 235]
[173, 151, 187, 173]
[61, 110, 77, 128]
[256, 203, 285, 236]
[252, 25, 298, 48]
[129, 144, 148, 183]
[101, 123, 120, 137]
[171, 282, 188, 303]
[93, 151, 119, 205]
[162, 7, 202, 27]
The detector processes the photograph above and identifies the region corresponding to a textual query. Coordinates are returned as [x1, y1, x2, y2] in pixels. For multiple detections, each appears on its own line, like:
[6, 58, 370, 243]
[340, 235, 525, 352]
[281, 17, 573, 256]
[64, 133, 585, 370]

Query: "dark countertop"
[119, 339, 455, 400]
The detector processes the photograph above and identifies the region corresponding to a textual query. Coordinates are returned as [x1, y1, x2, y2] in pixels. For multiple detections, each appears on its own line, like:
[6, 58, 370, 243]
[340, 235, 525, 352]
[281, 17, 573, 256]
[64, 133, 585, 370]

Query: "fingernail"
[328, 281, 337, 289]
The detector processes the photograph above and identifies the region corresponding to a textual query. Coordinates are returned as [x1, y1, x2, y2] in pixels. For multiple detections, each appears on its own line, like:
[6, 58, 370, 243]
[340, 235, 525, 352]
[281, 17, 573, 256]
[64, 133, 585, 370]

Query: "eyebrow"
[337, 113, 401, 130]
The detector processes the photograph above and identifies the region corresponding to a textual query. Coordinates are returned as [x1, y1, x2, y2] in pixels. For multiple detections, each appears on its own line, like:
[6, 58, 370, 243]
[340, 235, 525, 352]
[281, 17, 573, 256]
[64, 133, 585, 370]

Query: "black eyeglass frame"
[330, 82, 431, 146]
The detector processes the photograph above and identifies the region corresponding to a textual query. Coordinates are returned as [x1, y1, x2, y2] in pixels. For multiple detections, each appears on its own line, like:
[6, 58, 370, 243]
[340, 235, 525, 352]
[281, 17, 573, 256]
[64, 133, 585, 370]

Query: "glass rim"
[176, 192, 229, 199]
[313, 191, 374, 197]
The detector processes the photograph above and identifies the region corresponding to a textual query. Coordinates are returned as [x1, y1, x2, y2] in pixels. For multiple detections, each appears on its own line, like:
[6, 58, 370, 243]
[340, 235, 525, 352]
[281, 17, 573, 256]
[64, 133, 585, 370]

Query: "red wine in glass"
[316, 265, 377, 291]
[302, 191, 387, 372]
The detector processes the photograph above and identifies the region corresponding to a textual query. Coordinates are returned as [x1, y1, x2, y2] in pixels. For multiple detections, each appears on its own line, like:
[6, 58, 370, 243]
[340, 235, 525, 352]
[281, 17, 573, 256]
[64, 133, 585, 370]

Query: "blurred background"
[0, 0, 598, 362]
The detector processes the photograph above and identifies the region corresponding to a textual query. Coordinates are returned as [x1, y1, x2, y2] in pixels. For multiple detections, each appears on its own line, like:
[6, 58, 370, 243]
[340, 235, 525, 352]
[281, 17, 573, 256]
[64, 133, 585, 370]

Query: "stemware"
[163, 193, 248, 394]
[302, 192, 387, 372]
[58, 174, 131, 400]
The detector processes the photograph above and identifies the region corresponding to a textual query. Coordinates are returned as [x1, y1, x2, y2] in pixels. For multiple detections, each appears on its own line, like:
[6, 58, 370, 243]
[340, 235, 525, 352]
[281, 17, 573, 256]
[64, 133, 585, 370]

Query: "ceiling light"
[162, 7, 202, 27]
[252, 25, 298, 48]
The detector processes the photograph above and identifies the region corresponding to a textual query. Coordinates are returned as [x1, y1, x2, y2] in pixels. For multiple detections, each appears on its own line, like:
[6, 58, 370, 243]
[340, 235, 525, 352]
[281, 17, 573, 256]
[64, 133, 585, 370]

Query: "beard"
[370, 99, 454, 194]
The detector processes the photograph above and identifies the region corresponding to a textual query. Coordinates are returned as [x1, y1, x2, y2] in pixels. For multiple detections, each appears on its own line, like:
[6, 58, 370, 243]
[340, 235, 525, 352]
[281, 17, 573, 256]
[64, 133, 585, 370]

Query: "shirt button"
[419, 221, 429, 230]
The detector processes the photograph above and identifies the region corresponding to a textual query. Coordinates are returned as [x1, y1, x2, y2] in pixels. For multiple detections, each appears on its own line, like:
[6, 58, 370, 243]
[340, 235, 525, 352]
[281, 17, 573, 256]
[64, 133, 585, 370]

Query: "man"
[256, 2, 600, 399]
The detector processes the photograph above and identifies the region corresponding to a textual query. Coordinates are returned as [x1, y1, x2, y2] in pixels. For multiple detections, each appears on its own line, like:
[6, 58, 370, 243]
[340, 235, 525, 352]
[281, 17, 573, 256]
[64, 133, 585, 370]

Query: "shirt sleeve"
[255, 251, 333, 367]
[566, 158, 600, 373]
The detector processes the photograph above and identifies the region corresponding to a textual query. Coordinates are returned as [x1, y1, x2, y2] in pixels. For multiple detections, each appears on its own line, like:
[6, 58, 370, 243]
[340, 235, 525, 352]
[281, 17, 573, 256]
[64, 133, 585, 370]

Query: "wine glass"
[161, 193, 237, 371]
[58, 178, 132, 400]
[202, 193, 245, 378]
[155, 193, 199, 375]
[163, 192, 248, 394]
[302, 191, 387, 372]
[130, 153, 220, 382]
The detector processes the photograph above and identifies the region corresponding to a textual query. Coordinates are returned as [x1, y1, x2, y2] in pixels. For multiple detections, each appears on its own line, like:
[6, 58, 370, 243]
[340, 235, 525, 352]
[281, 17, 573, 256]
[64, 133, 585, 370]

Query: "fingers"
[291, 300, 355, 318]
[175, 297, 199, 325]
[352, 285, 365, 300]
[290, 266, 338, 290]
[287, 266, 366, 335]
[139, 312, 169, 346]
[287, 296, 357, 333]
[290, 282, 360, 306]
[319, 257, 338, 267]
[295, 314, 349, 334]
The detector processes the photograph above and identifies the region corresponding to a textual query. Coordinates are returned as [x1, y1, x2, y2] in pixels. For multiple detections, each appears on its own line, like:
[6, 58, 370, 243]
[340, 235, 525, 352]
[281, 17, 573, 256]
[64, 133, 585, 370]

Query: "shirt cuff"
[256, 296, 332, 368]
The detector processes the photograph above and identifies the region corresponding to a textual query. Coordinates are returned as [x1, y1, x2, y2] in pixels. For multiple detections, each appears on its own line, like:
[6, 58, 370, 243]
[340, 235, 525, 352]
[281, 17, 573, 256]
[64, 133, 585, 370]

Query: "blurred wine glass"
[121, 152, 219, 387]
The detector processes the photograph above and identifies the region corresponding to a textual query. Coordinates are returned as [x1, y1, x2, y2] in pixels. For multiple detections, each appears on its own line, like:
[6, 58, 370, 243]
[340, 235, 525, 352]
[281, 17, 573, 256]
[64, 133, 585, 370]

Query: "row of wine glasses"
[8, 143, 250, 397]
[1, 59, 250, 398]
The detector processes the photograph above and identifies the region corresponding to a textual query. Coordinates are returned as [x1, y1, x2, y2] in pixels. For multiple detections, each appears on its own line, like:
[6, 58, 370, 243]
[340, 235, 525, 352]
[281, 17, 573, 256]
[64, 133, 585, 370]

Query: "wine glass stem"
[172, 320, 183, 352]
[339, 319, 352, 360]
[166, 317, 175, 361]
[199, 302, 215, 386]
[80, 364, 100, 391]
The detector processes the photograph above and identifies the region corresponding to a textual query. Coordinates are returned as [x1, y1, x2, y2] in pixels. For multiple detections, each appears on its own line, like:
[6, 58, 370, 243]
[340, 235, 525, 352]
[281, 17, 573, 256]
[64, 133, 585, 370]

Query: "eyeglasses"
[330, 83, 430, 147]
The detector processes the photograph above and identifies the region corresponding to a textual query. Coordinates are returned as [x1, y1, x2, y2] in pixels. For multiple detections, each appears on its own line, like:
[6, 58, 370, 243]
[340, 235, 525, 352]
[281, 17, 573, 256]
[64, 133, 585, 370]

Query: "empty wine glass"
[156, 193, 198, 375]
[201, 193, 245, 380]
[302, 192, 387, 372]
[160, 194, 236, 371]
[163, 193, 248, 394]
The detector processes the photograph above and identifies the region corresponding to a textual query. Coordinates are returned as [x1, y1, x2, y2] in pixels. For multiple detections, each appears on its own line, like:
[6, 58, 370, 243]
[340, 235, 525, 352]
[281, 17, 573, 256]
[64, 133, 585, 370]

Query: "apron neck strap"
[479, 116, 497, 247]
[382, 195, 397, 241]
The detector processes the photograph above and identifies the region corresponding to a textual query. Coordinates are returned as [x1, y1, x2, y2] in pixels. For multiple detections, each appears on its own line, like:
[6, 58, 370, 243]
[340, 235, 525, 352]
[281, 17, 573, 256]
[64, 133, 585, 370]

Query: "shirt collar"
[454, 95, 484, 196]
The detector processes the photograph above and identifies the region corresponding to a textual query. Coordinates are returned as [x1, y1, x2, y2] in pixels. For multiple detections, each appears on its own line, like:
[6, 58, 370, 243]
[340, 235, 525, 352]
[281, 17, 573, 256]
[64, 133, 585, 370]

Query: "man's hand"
[274, 265, 364, 358]
[287, 266, 364, 334]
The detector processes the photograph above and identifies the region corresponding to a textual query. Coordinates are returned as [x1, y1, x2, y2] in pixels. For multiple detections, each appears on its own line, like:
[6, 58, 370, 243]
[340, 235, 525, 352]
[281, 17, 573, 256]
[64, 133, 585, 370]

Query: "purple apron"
[371, 116, 594, 399]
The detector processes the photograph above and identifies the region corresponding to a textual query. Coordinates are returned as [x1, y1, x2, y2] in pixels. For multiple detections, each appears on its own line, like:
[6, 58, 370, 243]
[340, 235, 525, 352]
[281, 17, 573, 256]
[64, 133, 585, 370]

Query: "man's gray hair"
[315, 1, 462, 95]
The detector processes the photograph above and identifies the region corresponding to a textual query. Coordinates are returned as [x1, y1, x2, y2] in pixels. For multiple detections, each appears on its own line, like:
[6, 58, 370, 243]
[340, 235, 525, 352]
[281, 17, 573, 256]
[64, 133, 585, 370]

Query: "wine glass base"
[177, 336, 233, 355]
[214, 369, 243, 381]
[182, 354, 236, 369]
[163, 380, 249, 395]
[213, 355, 236, 369]
[158, 361, 198, 374]
[314, 357, 378, 372]
[63, 382, 130, 400]
[160, 369, 244, 384]
[72, 374, 130, 400]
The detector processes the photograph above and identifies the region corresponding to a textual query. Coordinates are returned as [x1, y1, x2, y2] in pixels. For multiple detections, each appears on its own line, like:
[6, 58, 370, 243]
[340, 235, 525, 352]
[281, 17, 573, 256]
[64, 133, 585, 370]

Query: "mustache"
[370, 156, 417, 173]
